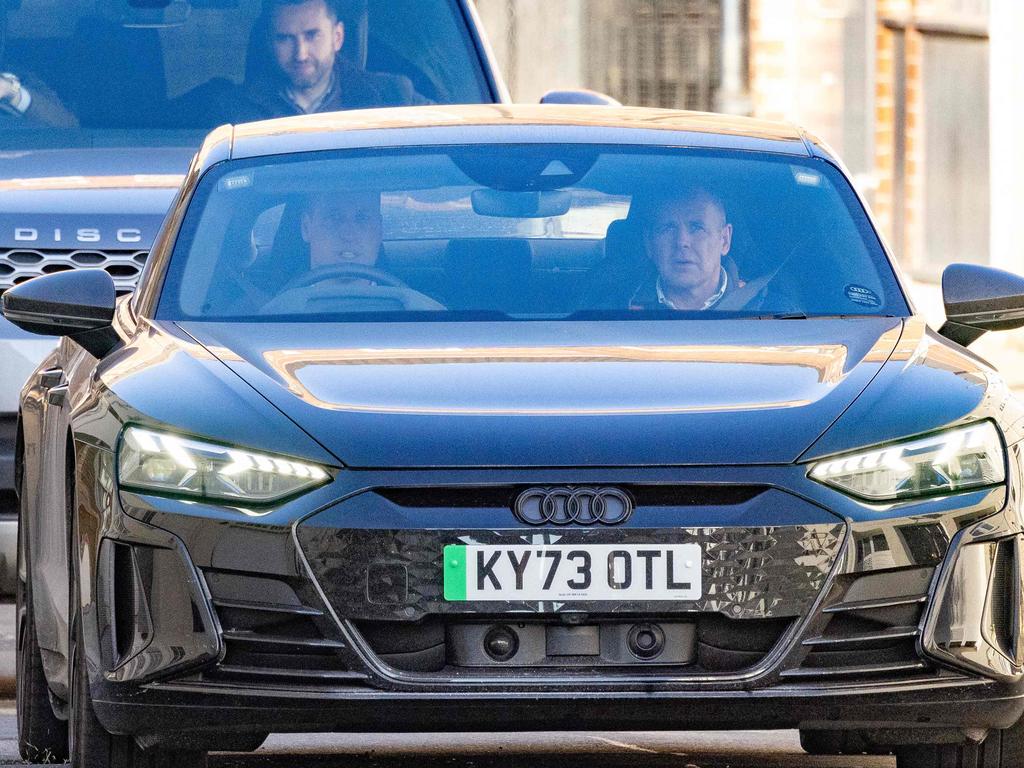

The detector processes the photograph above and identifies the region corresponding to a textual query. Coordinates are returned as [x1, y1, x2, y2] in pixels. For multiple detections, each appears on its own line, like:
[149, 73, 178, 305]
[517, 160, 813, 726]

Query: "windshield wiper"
[747, 312, 900, 320]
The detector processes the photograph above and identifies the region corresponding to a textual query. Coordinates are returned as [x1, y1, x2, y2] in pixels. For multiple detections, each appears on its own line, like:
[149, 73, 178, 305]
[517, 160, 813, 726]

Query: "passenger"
[231, 0, 427, 121]
[627, 187, 742, 311]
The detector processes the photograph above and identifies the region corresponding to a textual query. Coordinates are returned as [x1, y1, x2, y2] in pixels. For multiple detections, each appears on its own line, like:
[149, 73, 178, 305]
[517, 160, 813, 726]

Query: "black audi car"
[7, 105, 1024, 768]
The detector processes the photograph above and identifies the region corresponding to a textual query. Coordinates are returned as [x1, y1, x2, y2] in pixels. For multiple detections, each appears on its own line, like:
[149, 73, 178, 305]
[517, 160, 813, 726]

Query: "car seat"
[575, 216, 654, 309]
[444, 239, 533, 314]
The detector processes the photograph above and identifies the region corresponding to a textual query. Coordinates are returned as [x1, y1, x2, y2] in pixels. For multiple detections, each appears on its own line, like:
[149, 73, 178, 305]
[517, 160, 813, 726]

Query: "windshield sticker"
[792, 168, 823, 187]
[220, 173, 253, 191]
[845, 284, 881, 307]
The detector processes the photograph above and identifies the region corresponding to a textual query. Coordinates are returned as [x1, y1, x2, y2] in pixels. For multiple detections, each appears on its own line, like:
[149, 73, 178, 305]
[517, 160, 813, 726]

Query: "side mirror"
[1, 269, 120, 358]
[938, 263, 1024, 347]
[540, 89, 621, 107]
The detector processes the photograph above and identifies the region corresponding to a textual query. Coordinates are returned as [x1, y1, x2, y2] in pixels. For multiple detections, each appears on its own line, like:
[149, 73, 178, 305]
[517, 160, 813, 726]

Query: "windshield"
[157, 144, 909, 322]
[0, 0, 490, 149]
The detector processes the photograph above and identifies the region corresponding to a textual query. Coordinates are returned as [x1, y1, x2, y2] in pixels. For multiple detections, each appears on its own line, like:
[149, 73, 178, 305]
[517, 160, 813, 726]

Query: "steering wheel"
[279, 263, 411, 292]
[261, 263, 444, 314]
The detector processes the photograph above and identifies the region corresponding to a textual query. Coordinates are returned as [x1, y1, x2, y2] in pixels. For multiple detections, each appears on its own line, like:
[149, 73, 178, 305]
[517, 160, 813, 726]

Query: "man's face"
[645, 194, 732, 297]
[271, 0, 343, 91]
[301, 191, 383, 269]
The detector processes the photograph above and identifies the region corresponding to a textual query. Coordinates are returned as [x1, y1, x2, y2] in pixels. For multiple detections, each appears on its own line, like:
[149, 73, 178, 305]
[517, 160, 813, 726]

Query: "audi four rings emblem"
[514, 487, 634, 525]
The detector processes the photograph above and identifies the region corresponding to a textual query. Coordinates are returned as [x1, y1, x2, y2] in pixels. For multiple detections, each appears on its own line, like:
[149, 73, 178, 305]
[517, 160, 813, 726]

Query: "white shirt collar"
[656, 268, 728, 310]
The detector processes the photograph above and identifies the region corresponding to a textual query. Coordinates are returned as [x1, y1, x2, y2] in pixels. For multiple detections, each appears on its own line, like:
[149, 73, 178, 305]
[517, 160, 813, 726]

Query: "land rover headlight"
[809, 421, 1005, 501]
[118, 426, 330, 504]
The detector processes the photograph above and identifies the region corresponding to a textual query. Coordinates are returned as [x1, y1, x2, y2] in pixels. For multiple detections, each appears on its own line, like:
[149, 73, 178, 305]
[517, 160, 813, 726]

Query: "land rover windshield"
[157, 144, 909, 321]
[0, 0, 492, 148]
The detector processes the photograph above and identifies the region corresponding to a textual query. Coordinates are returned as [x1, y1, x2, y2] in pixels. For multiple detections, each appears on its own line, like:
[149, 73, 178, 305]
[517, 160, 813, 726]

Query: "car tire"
[68, 604, 208, 768]
[896, 723, 1024, 768]
[15, 468, 69, 763]
[800, 729, 888, 756]
[800, 730, 843, 754]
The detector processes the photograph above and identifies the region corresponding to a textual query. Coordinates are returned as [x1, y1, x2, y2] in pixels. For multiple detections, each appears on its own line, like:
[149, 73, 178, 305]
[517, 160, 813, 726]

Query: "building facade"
[474, 0, 1024, 381]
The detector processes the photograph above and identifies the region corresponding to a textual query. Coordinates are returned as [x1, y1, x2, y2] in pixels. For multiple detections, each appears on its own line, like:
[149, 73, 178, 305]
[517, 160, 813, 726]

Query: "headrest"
[604, 217, 641, 262]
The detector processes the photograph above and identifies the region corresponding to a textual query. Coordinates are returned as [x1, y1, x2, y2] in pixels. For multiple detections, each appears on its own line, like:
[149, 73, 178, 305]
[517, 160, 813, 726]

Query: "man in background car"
[229, 0, 427, 121]
[628, 187, 741, 311]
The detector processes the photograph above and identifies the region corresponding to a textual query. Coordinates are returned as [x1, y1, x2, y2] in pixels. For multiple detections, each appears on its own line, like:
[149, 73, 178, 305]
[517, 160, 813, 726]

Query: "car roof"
[205, 105, 826, 170]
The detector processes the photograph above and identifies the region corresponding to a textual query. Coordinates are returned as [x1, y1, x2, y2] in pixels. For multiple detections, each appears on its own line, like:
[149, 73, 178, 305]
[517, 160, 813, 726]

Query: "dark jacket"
[178, 58, 429, 126]
[246, 59, 428, 118]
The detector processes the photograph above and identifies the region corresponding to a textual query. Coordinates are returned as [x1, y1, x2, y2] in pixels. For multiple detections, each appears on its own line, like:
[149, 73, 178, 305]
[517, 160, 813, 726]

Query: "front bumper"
[92, 679, 1024, 751]
[74, 446, 1024, 747]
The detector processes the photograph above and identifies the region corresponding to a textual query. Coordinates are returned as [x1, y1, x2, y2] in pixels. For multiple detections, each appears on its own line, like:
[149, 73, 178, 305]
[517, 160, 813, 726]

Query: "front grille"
[0, 248, 148, 293]
[200, 570, 368, 690]
[298, 524, 845, 624]
[377, 484, 766, 509]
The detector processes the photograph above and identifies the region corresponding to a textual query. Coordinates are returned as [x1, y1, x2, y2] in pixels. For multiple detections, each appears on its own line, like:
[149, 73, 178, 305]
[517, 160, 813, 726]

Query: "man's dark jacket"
[174, 58, 427, 126]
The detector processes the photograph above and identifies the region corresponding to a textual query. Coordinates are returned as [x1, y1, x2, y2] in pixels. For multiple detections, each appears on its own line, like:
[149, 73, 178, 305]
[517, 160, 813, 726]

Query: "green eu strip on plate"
[443, 544, 467, 601]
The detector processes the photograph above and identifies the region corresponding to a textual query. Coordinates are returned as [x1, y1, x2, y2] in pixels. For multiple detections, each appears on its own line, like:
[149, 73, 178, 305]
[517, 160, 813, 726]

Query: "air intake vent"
[989, 538, 1021, 663]
[113, 543, 139, 662]
[99, 540, 155, 668]
[202, 570, 367, 689]
[784, 569, 935, 682]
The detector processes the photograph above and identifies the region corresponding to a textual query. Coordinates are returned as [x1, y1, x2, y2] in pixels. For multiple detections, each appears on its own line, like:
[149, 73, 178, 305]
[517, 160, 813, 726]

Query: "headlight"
[809, 421, 1005, 501]
[118, 426, 331, 504]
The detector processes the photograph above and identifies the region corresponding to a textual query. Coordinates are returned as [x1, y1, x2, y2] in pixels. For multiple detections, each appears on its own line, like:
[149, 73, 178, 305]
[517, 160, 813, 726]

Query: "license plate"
[443, 543, 702, 602]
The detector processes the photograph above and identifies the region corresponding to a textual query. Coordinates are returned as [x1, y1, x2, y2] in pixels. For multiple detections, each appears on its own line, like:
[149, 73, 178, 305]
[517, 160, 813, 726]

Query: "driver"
[627, 187, 742, 311]
[301, 189, 382, 271]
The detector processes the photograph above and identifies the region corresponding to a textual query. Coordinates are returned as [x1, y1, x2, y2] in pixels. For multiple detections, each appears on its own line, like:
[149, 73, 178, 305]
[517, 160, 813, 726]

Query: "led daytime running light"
[118, 426, 330, 504]
[809, 422, 1005, 501]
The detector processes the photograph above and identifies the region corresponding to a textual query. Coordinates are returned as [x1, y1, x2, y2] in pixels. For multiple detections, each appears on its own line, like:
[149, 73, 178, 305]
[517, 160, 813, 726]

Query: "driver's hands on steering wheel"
[259, 264, 445, 314]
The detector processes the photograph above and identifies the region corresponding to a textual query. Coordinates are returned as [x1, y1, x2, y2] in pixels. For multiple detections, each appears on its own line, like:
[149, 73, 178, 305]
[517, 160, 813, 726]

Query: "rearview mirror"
[1, 270, 120, 357]
[471, 189, 572, 219]
[938, 263, 1024, 347]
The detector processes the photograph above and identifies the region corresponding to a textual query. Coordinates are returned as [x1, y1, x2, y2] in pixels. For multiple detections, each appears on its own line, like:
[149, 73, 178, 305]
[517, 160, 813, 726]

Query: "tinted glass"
[157, 144, 908, 321]
[0, 0, 490, 147]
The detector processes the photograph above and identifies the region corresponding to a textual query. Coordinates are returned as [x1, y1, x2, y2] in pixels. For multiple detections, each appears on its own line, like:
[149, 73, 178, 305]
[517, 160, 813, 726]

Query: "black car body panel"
[178, 317, 902, 467]
[10, 108, 1024, 760]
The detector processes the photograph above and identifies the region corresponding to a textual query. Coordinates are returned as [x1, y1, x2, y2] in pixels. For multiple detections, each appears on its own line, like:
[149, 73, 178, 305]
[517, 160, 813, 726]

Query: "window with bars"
[581, 0, 733, 111]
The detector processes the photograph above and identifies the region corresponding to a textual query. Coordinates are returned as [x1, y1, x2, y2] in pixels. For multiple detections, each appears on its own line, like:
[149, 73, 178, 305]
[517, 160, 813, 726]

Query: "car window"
[158, 144, 909, 321]
[0, 0, 491, 146]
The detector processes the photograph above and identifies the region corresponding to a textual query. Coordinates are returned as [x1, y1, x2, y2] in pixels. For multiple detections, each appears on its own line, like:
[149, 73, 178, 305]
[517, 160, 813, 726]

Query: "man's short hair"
[630, 185, 728, 229]
[265, 0, 341, 23]
[265, 0, 368, 22]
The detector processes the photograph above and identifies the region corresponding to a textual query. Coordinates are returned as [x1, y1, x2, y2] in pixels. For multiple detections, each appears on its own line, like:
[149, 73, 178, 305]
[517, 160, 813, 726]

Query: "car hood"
[0, 147, 193, 249]
[178, 317, 903, 468]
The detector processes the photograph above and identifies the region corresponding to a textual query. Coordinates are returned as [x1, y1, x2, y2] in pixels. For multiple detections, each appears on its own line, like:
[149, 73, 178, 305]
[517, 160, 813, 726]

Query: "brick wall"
[748, 0, 847, 157]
